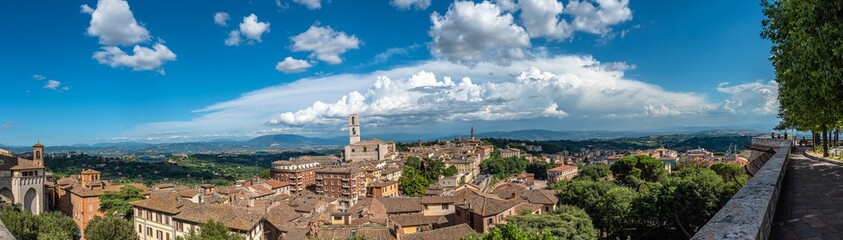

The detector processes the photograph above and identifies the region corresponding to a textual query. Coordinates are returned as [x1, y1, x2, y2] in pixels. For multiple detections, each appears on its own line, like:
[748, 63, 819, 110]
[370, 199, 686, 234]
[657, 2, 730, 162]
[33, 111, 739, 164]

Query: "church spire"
[470, 125, 475, 140]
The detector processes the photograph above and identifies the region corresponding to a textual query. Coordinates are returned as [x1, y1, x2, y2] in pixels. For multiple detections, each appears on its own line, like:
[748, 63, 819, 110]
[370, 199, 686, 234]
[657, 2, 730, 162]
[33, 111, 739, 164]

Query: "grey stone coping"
[691, 139, 792, 240]
[0, 218, 15, 240]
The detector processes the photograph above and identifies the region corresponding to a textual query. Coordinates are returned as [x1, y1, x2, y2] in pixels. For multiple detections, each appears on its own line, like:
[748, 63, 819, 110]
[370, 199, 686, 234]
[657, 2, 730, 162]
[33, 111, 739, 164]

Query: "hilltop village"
[0, 114, 752, 240]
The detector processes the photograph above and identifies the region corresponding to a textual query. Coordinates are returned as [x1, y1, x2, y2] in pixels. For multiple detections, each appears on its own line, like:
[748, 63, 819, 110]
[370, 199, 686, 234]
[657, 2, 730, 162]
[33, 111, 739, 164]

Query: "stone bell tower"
[349, 114, 360, 145]
[32, 141, 44, 166]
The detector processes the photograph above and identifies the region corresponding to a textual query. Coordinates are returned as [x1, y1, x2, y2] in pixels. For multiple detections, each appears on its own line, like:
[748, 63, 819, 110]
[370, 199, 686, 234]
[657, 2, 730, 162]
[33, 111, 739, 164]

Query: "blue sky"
[0, 0, 778, 145]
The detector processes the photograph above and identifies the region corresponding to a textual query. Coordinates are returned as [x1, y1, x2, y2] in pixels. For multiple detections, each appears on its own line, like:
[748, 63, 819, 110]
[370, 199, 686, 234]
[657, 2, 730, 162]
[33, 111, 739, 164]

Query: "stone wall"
[691, 138, 792, 239]
[0, 218, 16, 240]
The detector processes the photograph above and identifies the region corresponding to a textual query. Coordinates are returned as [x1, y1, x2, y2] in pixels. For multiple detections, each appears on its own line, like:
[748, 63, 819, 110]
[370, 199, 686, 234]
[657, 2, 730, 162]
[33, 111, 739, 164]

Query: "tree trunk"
[835, 129, 840, 147]
[822, 124, 830, 157]
[814, 131, 820, 148]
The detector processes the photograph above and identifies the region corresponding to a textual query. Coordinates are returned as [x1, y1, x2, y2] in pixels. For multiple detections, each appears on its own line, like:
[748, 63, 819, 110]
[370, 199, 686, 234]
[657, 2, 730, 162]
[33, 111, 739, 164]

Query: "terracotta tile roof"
[265, 204, 300, 229]
[265, 179, 290, 189]
[8, 158, 44, 170]
[378, 197, 422, 214]
[314, 225, 395, 240]
[455, 193, 521, 217]
[173, 203, 264, 231]
[401, 224, 476, 240]
[514, 203, 543, 214]
[548, 165, 577, 173]
[368, 180, 397, 188]
[491, 183, 529, 199]
[389, 214, 447, 227]
[420, 196, 456, 204]
[176, 188, 199, 198]
[248, 185, 273, 197]
[380, 167, 402, 175]
[131, 191, 184, 214]
[518, 190, 558, 206]
[81, 169, 100, 174]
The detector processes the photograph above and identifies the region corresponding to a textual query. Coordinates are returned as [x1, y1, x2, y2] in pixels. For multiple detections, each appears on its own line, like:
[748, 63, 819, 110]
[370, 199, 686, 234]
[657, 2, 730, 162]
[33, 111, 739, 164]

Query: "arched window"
[35, 150, 41, 159]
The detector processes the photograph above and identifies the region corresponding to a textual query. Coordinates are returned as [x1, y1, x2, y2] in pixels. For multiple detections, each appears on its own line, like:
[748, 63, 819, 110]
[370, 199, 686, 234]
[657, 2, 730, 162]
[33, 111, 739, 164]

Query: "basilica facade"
[0, 143, 47, 214]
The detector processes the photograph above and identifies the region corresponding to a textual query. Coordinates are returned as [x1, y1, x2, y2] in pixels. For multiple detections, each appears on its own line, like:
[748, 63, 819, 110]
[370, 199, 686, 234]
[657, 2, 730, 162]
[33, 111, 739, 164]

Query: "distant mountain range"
[0, 129, 767, 155]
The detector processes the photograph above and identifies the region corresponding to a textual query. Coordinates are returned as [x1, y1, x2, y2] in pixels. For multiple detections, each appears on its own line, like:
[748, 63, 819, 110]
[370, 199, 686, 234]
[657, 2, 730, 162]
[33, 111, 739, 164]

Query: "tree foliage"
[0, 205, 78, 240]
[178, 220, 244, 240]
[460, 224, 554, 240]
[550, 162, 745, 238]
[505, 205, 597, 240]
[444, 165, 458, 177]
[84, 216, 137, 240]
[399, 166, 429, 197]
[610, 155, 666, 186]
[576, 164, 611, 181]
[761, 0, 843, 156]
[480, 154, 528, 179]
[99, 185, 145, 219]
[525, 161, 554, 180]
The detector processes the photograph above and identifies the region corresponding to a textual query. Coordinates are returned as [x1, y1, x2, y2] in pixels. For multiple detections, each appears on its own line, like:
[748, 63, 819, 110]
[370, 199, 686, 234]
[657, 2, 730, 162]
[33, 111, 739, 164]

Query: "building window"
[442, 204, 449, 209]
[138, 224, 142, 233]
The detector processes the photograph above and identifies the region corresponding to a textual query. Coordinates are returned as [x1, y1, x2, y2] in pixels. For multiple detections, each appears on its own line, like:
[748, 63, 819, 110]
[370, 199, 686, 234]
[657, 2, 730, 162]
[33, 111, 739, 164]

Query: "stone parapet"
[691, 139, 792, 239]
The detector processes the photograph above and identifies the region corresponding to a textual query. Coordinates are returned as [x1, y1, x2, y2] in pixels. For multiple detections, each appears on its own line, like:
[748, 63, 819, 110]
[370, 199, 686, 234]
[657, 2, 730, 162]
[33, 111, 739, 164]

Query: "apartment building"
[315, 167, 366, 210]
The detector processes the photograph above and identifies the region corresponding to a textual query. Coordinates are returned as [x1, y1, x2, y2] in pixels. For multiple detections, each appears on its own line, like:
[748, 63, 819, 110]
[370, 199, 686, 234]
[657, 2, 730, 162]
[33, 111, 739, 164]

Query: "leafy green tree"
[594, 187, 637, 237]
[762, 0, 843, 157]
[576, 164, 611, 181]
[506, 205, 597, 240]
[480, 154, 528, 179]
[610, 155, 666, 186]
[178, 220, 244, 240]
[37, 231, 72, 240]
[405, 156, 422, 169]
[399, 167, 429, 197]
[421, 158, 446, 182]
[258, 169, 271, 179]
[36, 212, 78, 240]
[710, 162, 747, 192]
[99, 185, 145, 218]
[461, 223, 554, 240]
[525, 161, 553, 180]
[84, 216, 137, 240]
[649, 168, 730, 237]
[0, 205, 37, 240]
[444, 165, 458, 177]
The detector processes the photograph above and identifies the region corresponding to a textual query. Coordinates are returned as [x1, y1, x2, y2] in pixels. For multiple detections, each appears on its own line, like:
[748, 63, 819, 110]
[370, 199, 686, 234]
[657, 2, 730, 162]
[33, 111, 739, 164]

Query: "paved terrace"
[771, 147, 843, 239]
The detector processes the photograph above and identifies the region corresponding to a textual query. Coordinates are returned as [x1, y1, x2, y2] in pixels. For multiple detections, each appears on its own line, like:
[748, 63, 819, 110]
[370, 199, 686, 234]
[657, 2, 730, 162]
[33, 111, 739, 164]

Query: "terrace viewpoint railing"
[692, 138, 792, 239]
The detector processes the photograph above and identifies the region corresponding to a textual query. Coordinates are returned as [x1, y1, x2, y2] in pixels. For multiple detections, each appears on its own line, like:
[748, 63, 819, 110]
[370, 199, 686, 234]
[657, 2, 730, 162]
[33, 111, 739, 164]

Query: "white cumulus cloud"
[44, 80, 61, 90]
[276, 57, 315, 73]
[214, 12, 230, 26]
[293, 0, 322, 10]
[391, 0, 432, 10]
[291, 24, 361, 64]
[239, 14, 270, 42]
[83, 0, 176, 72]
[225, 30, 242, 46]
[565, 0, 633, 35]
[519, 0, 572, 40]
[717, 80, 779, 115]
[126, 55, 778, 142]
[93, 43, 177, 72]
[430, 1, 531, 66]
[81, 0, 150, 46]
